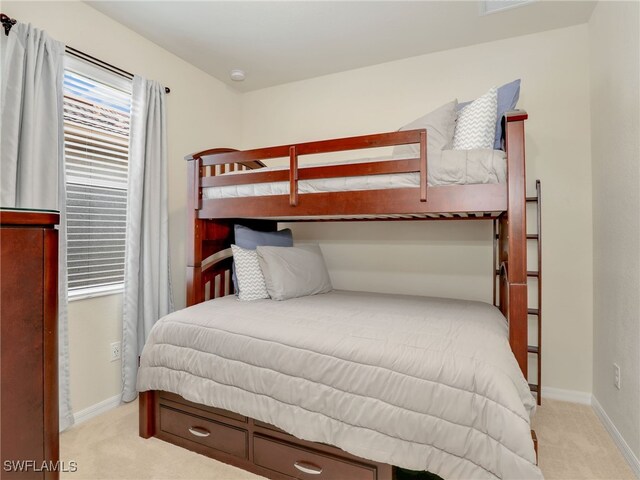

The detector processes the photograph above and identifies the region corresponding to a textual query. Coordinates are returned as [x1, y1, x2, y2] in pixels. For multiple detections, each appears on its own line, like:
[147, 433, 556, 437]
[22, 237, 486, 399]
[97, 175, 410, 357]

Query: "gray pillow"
[392, 100, 458, 159]
[256, 245, 332, 301]
[235, 224, 293, 249]
[232, 225, 293, 293]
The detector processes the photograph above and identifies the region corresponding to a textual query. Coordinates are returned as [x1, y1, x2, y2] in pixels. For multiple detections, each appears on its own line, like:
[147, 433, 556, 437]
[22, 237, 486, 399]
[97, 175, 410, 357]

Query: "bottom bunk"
[137, 290, 541, 480]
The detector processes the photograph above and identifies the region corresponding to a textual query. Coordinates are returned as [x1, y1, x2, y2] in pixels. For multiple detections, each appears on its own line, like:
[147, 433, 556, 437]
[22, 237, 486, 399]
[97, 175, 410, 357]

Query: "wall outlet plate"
[110, 341, 121, 362]
[614, 363, 621, 390]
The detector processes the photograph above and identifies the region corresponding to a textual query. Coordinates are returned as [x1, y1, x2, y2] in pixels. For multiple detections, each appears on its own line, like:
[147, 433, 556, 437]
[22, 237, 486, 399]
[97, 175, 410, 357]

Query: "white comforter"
[137, 290, 542, 480]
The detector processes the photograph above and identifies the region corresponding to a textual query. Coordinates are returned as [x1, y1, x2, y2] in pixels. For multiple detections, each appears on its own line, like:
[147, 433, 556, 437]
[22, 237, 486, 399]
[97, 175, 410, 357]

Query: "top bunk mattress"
[137, 289, 541, 480]
[203, 149, 507, 199]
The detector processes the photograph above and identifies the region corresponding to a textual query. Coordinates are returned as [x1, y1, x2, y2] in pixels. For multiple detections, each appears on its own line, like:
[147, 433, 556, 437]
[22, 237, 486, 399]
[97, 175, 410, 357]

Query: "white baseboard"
[72, 394, 122, 426]
[592, 396, 640, 479]
[542, 386, 593, 405]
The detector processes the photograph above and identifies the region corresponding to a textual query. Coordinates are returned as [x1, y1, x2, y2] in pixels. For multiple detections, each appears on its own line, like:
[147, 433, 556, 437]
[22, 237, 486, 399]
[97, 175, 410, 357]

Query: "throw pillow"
[230, 244, 269, 301]
[453, 87, 497, 150]
[457, 79, 521, 149]
[232, 225, 293, 293]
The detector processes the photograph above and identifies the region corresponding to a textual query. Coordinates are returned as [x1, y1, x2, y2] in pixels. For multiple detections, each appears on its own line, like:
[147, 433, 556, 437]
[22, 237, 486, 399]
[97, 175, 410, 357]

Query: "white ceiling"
[87, 1, 596, 92]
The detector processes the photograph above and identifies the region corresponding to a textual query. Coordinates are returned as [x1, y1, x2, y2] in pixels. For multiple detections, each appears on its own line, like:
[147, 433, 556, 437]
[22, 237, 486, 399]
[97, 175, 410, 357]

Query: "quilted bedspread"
[137, 290, 543, 479]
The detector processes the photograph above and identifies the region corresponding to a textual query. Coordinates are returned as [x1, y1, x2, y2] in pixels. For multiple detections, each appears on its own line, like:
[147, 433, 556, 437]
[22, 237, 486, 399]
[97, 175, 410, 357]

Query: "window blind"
[63, 69, 132, 293]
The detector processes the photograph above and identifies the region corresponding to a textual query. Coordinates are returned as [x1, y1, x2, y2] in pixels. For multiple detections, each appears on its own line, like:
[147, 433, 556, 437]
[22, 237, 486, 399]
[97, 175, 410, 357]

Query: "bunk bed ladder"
[493, 179, 542, 405]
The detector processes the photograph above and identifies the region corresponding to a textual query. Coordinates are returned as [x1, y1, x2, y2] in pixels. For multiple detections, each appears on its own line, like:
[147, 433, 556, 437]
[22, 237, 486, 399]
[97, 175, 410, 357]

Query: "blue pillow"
[457, 79, 521, 150]
[232, 225, 293, 293]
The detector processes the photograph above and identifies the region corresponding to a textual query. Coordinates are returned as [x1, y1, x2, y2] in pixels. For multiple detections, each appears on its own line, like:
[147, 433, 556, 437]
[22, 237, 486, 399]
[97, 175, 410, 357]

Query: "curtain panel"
[0, 22, 74, 431]
[121, 75, 173, 403]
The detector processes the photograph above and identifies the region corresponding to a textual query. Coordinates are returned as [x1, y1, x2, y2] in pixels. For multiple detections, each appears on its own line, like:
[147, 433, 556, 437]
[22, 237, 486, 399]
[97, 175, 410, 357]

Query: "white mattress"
[138, 290, 541, 479]
[203, 149, 507, 199]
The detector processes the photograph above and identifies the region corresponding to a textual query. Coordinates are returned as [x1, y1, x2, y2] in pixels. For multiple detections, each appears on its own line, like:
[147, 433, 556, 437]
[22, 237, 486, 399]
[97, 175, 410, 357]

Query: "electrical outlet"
[110, 341, 121, 362]
[614, 363, 621, 390]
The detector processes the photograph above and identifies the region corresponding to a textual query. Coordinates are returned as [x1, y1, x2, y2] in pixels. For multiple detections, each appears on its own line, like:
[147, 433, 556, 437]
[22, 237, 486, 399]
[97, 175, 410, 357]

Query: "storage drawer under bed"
[254, 435, 376, 480]
[159, 406, 247, 458]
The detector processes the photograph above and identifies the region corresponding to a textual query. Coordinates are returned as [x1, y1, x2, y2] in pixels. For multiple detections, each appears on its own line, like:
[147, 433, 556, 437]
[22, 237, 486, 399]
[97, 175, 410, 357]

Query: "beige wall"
[241, 25, 594, 394]
[589, 1, 640, 458]
[4, 1, 241, 412]
[67, 295, 123, 410]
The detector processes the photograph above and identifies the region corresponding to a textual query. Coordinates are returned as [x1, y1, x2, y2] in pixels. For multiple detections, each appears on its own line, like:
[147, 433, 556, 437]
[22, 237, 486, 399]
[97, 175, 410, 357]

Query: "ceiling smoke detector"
[230, 69, 246, 82]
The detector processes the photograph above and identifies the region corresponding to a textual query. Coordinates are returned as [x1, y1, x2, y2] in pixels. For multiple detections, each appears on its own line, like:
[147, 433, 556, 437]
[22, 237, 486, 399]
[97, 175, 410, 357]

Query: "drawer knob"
[294, 461, 323, 475]
[188, 426, 211, 438]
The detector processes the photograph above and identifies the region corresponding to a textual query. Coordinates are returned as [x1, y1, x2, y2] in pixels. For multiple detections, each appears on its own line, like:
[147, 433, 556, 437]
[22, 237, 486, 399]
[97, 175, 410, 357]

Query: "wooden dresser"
[1, 209, 59, 480]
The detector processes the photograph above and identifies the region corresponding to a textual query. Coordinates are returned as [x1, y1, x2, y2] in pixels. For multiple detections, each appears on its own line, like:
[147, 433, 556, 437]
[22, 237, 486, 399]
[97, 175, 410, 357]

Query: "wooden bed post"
[139, 390, 156, 438]
[186, 155, 205, 306]
[504, 111, 529, 377]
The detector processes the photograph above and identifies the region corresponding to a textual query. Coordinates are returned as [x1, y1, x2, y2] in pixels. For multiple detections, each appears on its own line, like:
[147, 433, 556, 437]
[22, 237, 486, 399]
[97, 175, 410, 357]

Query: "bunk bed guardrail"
[186, 124, 524, 219]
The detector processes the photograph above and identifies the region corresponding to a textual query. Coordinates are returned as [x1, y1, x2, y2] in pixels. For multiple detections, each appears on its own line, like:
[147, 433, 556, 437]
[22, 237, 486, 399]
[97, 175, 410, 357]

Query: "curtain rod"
[66, 47, 171, 94]
[1, 13, 171, 94]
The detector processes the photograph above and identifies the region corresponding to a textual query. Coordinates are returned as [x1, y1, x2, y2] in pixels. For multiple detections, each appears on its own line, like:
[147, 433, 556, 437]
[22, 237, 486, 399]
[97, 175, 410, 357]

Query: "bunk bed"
[138, 111, 541, 480]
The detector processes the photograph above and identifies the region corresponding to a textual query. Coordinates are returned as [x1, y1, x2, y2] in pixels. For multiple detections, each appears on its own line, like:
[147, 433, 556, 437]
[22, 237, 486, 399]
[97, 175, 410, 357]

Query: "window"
[63, 57, 132, 297]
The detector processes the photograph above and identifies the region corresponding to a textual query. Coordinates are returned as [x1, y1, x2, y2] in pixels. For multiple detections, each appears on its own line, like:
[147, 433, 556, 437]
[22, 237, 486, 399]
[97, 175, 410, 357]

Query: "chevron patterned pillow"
[231, 244, 269, 301]
[453, 87, 498, 150]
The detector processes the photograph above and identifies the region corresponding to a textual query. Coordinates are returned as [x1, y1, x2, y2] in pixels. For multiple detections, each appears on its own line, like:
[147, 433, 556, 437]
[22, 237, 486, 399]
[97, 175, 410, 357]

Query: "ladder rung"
[526, 196, 538, 202]
[529, 383, 539, 393]
[495, 270, 539, 277]
[528, 345, 539, 354]
[494, 234, 540, 240]
[496, 306, 539, 316]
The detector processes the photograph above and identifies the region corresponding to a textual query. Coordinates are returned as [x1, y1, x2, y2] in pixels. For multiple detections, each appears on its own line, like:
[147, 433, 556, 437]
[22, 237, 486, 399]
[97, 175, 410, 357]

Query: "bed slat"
[419, 130, 427, 202]
[289, 146, 298, 207]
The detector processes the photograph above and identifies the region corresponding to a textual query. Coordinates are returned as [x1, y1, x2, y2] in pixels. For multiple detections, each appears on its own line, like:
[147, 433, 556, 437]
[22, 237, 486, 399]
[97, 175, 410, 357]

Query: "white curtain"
[122, 75, 173, 402]
[0, 23, 74, 431]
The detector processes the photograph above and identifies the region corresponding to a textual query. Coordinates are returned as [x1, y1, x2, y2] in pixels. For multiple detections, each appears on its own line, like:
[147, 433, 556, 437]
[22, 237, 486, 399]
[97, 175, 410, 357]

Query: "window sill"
[68, 284, 124, 302]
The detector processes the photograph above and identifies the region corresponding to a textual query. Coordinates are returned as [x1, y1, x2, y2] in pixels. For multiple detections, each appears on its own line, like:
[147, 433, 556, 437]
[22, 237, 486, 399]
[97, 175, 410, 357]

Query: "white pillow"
[453, 87, 498, 150]
[392, 100, 458, 158]
[257, 245, 332, 301]
[230, 244, 269, 301]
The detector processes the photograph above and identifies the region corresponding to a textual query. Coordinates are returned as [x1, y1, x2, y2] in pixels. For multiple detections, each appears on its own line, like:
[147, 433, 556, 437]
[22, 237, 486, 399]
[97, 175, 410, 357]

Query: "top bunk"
[186, 110, 528, 222]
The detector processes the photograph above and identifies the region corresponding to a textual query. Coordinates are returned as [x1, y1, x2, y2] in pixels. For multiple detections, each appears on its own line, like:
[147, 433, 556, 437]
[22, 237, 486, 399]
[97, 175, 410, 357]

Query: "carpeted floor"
[61, 399, 635, 480]
[530, 400, 634, 479]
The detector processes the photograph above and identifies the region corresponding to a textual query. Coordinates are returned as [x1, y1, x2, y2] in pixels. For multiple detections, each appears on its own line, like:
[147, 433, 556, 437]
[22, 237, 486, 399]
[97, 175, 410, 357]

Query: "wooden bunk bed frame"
[139, 111, 532, 480]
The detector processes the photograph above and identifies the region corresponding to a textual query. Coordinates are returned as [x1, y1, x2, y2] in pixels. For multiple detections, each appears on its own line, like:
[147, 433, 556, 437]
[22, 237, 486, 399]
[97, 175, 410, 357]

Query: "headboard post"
[186, 156, 204, 306]
[504, 111, 529, 377]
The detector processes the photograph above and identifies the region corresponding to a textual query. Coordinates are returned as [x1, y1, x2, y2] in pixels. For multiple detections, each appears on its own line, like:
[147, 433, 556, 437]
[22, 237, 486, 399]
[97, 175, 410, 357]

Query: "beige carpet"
[531, 400, 635, 479]
[61, 399, 635, 480]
